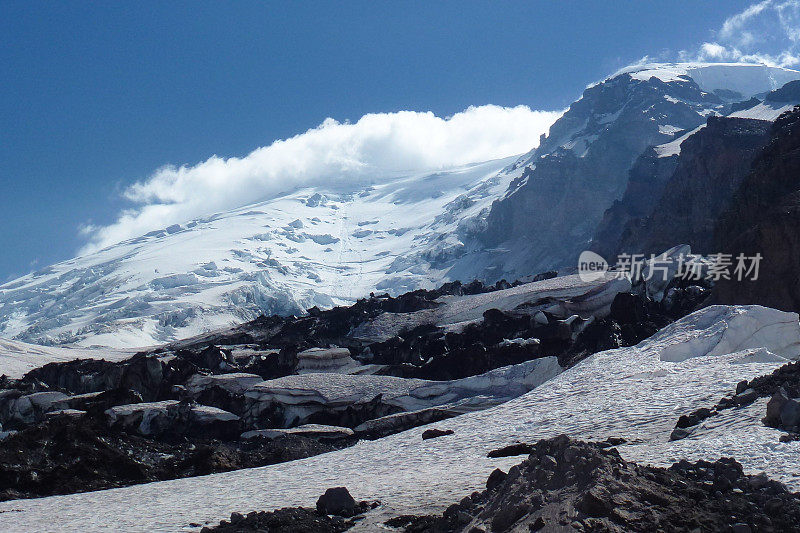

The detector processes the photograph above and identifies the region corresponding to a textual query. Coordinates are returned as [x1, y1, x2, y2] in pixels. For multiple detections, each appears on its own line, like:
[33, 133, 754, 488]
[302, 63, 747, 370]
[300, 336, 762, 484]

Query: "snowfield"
[0, 157, 520, 348]
[0, 339, 133, 379]
[616, 63, 800, 96]
[1, 304, 798, 532]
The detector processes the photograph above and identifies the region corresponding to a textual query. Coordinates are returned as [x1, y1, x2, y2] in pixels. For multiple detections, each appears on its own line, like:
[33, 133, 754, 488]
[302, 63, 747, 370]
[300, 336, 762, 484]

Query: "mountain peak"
[608, 62, 800, 99]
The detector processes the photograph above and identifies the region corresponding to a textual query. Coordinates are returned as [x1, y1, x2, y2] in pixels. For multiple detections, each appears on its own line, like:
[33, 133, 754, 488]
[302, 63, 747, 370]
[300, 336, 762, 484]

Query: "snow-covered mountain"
[1, 63, 798, 349]
[0, 158, 520, 348]
[457, 63, 800, 282]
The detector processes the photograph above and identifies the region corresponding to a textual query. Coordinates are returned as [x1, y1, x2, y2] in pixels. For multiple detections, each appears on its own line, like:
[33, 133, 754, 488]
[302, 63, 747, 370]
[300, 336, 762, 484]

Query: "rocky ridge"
[203, 435, 800, 533]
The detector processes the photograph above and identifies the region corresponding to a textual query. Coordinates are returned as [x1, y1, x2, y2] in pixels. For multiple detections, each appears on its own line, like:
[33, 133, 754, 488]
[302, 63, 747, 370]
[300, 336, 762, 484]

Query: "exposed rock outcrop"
[597, 116, 772, 258]
[0, 416, 342, 502]
[385, 435, 800, 532]
[590, 145, 679, 260]
[202, 436, 800, 533]
[463, 71, 723, 281]
[713, 106, 800, 313]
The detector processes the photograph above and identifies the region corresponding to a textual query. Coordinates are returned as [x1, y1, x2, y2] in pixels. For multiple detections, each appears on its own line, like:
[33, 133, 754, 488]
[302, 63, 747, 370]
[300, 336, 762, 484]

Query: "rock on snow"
[1, 305, 798, 532]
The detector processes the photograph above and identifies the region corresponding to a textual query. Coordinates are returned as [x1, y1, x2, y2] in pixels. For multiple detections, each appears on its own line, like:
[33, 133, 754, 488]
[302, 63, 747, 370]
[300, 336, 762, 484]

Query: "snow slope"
[2, 305, 797, 532]
[0, 339, 132, 379]
[0, 157, 521, 348]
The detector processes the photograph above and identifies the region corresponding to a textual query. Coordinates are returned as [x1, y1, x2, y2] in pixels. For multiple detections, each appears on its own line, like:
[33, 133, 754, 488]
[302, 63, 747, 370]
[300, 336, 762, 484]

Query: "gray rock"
[486, 468, 507, 491]
[422, 428, 454, 440]
[736, 380, 749, 394]
[734, 388, 759, 405]
[780, 397, 800, 430]
[764, 388, 789, 427]
[670, 427, 693, 441]
[541, 455, 558, 470]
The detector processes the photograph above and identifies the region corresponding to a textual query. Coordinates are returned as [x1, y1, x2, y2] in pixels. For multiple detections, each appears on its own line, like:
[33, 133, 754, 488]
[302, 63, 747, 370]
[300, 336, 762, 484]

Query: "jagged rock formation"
[0, 415, 344, 501]
[712, 106, 800, 313]
[456, 64, 798, 281]
[467, 73, 717, 280]
[594, 116, 772, 258]
[382, 435, 800, 533]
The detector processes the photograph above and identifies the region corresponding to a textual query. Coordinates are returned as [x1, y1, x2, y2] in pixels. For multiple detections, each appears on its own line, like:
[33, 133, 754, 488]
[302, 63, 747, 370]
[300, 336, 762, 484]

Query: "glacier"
[0, 157, 520, 348]
[1, 305, 797, 532]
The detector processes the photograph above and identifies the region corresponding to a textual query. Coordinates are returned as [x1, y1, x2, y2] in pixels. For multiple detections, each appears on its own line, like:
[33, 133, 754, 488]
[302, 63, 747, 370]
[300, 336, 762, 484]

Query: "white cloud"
[719, 0, 772, 43]
[691, 0, 800, 67]
[82, 105, 561, 253]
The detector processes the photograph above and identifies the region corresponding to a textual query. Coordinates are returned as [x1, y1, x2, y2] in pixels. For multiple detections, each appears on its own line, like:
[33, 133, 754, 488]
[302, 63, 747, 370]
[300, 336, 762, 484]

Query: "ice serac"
[646, 305, 800, 362]
[243, 356, 561, 427]
[352, 272, 631, 343]
[458, 63, 800, 282]
[294, 347, 362, 374]
[105, 400, 240, 438]
[1, 304, 797, 532]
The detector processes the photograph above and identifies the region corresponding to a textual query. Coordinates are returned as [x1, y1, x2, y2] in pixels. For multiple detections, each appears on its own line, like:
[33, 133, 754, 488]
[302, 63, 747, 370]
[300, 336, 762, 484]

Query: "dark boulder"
[421, 428, 454, 440]
[316, 487, 357, 517]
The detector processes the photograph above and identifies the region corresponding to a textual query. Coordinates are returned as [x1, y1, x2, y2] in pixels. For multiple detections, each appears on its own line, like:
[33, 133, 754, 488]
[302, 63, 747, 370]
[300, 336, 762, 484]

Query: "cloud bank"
[686, 0, 800, 66]
[81, 105, 561, 253]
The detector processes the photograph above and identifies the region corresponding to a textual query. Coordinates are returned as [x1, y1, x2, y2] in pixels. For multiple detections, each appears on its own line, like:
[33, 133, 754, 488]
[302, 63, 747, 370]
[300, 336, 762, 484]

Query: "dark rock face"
[204, 508, 352, 533]
[766, 80, 800, 103]
[590, 146, 680, 260]
[0, 416, 341, 501]
[461, 73, 721, 281]
[712, 107, 800, 313]
[607, 116, 772, 257]
[385, 435, 800, 532]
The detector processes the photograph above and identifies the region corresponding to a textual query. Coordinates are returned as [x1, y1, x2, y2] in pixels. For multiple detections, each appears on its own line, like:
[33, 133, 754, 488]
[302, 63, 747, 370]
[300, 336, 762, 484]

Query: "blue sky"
[0, 1, 770, 280]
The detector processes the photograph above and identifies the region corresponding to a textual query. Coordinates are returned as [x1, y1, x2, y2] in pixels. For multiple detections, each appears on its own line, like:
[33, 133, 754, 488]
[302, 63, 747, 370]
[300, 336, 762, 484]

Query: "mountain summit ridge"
[2, 63, 799, 348]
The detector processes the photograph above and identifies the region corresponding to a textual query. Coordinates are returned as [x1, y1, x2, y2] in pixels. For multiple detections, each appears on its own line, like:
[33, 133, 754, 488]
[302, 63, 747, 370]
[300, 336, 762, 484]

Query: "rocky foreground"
[0, 271, 708, 501]
[205, 435, 800, 532]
